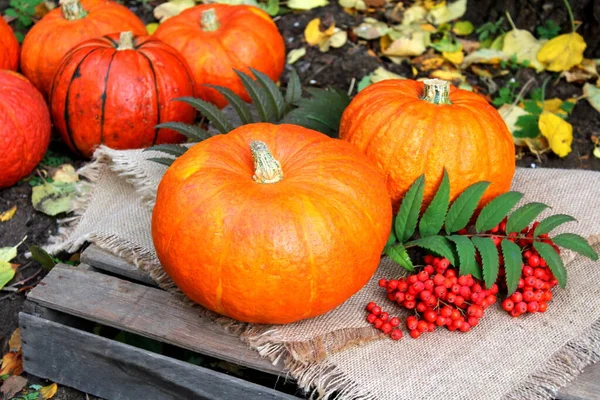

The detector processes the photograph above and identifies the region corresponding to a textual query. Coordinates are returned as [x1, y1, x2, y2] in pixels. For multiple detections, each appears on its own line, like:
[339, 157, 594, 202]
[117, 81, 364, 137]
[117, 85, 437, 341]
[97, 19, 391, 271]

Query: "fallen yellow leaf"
[288, 0, 328, 10]
[442, 50, 464, 65]
[383, 28, 429, 57]
[538, 111, 573, 157]
[429, 68, 465, 82]
[583, 82, 600, 113]
[304, 18, 334, 46]
[502, 29, 546, 72]
[153, 0, 194, 22]
[52, 164, 78, 184]
[146, 23, 159, 35]
[8, 329, 21, 353]
[0, 351, 23, 376]
[0, 205, 17, 222]
[594, 145, 600, 159]
[370, 66, 406, 83]
[427, 0, 466, 25]
[286, 48, 306, 64]
[537, 33, 586, 72]
[401, 4, 427, 25]
[461, 49, 506, 67]
[40, 383, 59, 400]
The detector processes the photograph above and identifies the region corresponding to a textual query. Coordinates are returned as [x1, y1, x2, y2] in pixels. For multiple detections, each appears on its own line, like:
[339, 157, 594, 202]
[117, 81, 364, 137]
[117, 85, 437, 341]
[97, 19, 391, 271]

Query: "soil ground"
[1, 1, 599, 399]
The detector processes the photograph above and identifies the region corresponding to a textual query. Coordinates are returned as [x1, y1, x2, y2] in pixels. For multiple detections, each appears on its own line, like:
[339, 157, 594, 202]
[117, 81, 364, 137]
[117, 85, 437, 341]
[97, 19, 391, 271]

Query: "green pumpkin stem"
[117, 32, 135, 51]
[60, 0, 88, 20]
[250, 141, 283, 184]
[422, 79, 452, 105]
[201, 8, 220, 32]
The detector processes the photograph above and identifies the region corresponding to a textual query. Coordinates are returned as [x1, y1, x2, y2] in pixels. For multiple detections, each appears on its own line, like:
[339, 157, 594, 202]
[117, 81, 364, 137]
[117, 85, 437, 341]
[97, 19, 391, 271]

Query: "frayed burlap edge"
[44, 152, 600, 399]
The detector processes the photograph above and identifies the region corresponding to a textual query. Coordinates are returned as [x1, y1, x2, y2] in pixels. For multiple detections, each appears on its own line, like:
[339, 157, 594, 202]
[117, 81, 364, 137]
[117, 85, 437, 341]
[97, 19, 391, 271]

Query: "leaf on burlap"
[534, 214, 577, 236]
[534, 241, 567, 288]
[385, 243, 415, 272]
[536, 32, 586, 72]
[552, 233, 599, 261]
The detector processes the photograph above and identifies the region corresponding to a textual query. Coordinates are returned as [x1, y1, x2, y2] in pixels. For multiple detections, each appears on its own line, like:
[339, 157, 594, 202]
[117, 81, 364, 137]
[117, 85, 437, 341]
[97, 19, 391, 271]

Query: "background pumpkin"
[0, 71, 51, 188]
[20, 0, 146, 98]
[0, 17, 19, 71]
[50, 31, 196, 158]
[339, 78, 516, 211]
[152, 123, 392, 324]
[153, 4, 285, 109]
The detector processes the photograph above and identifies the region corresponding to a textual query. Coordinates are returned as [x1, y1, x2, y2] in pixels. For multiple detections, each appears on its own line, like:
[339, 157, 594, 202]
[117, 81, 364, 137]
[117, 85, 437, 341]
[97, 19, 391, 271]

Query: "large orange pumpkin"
[0, 17, 19, 71]
[0, 71, 51, 188]
[339, 79, 516, 211]
[20, 0, 146, 98]
[153, 4, 285, 109]
[152, 123, 392, 324]
[50, 32, 196, 158]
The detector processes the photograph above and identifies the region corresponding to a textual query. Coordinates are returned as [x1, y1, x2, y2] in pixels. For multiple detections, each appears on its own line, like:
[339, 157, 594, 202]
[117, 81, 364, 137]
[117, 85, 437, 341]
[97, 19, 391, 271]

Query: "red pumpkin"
[0, 71, 51, 188]
[0, 17, 19, 71]
[339, 79, 516, 211]
[153, 4, 285, 109]
[21, 0, 146, 98]
[50, 32, 196, 158]
[152, 123, 392, 324]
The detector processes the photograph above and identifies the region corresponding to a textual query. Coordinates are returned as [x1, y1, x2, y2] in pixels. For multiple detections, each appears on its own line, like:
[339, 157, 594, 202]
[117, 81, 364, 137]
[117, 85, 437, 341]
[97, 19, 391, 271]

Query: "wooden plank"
[80, 245, 156, 286]
[26, 265, 284, 375]
[20, 313, 299, 400]
[557, 362, 600, 400]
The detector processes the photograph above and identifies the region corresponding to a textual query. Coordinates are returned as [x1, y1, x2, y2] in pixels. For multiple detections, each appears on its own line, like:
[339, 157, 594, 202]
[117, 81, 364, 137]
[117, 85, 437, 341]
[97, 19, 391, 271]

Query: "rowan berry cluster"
[365, 302, 403, 340]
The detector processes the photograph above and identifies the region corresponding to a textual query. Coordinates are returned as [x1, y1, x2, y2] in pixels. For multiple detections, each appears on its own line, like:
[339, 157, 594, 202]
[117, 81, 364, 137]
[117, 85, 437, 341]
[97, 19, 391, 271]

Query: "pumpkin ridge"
[63, 47, 103, 155]
[103, 34, 119, 48]
[98, 51, 118, 147]
[137, 51, 161, 145]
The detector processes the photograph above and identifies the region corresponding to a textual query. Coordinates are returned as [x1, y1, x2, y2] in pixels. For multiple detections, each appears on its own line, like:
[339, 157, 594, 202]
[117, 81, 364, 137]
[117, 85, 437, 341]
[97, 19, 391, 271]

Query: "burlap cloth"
[47, 145, 600, 400]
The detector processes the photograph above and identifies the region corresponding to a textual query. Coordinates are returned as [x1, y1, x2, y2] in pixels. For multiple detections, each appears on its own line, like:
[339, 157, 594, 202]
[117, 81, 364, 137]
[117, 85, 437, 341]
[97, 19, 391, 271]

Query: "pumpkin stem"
[422, 79, 452, 105]
[117, 32, 135, 51]
[250, 141, 283, 184]
[60, 0, 88, 20]
[201, 8, 220, 32]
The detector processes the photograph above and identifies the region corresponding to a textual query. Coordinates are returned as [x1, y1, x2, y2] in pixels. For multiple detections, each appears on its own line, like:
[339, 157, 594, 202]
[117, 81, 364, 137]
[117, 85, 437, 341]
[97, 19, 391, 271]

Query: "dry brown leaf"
[8, 329, 21, 353]
[0, 375, 27, 399]
[412, 54, 446, 71]
[562, 59, 598, 83]
[457, 38, 480, 54]
[40, 383, 59, 399]
[0, 206, 17, 222]
[0, 351, 23, 376]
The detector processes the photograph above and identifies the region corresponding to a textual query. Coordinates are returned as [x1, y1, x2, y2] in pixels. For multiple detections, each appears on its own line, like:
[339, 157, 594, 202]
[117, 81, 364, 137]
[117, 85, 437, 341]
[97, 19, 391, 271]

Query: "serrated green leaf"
[522, 100, 543, 115]
[155, 122, 212, 142]
[552, 233, 598, 261]
[385, 243, 415, 272]
[448, 235, 480, 279]
[475, 191, 524, 232]
[559, 101, 575, 114]
[205, 85, 254, 124]
[147, 157, 175, 167]
[144, 144, 188, 157]
[445, 181, 491, 234]
[285, 69, 302, 107]
[175, 98, 234, 134]
[395, 175, 425, 242]
[501, 239, 522, 295]
[386, 228, 397, 248]
[534, 214, 577, 236]
[506, 202, 549, 233]
[419, 169, 450, 237]
[405, 236, 456, 266]
[471, 236, 499, 289]
[533, 241, 567, 288]
[29, 245, 56, 271]
[250, 68, 286, 120]
[235, 70, 274, 122]
[514, 114, 540, 138]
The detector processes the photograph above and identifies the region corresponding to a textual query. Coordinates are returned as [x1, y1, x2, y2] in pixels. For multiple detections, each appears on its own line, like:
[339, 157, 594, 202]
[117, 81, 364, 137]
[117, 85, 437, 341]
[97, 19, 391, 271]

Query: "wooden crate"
[19, 245, 600, 400]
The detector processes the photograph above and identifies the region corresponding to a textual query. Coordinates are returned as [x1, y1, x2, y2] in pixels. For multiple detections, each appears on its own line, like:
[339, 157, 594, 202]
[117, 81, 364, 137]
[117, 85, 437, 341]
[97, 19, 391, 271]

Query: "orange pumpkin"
[20, 0, 146, 98]
[152, 123, 392, 324]
[0, 71, 51, 188]
[50, 31, 196, 158]
[0, 17, 19, 71]
[339, 79, 516, 211]
[153, 4, 285, 109]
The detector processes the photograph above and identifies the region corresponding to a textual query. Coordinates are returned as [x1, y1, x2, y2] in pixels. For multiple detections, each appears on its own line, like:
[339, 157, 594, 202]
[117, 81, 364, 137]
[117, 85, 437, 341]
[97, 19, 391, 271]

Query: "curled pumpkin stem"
[250, 140, 283, 184]
[201, 8, 220, 32]
[60, 0, 88, 20]
[422, 79, 451, 105]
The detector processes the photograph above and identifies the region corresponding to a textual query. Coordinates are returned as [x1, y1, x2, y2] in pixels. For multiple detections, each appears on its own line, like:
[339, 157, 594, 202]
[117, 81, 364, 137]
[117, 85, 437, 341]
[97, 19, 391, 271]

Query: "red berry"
[459, 286, 471, 298]
[533, 290, 543, 302]
[381, 322, 393, 334]
[371, 306, 382, 316]
[502, 298, 515, 312]
[511, 292, 523, 303]
[451, 309, 461, 320]
[410, 329, 421, 339]
[387, 280, 399, 291]
[398, 281, 408, 292]
[444, 278, 453, 288]
[420, 290, 432, 301]
[510, 309, 522, 318]
[523, 250, 532, 259]
[489, 284, 499, 295]
[457, 275, 469, 286]
[424, 310, 437, 322]
[404, 300, 416, 309]
[405, 294, 415, 301]
[528, 255, 540, 267]
[486, 294, 497, 305]
[395, 292, 405, 302]
[366, 302, 377, 312]
[379, 279, 388, 287]
[439, 258, 450, 269]
[367, 314, 377, 324]
[412, 281, 425, 292]
[434, 286, 447, 298]
[390, 329, 403, 340]
[424, 265, 434, 275]
[538, 301, 548, 312]
[522, 266, 534, 277]
[467, 316, 479, 327]
[451, 319, 464, 329]
[459, 322, 471, 332]
[516, 302, 528, 314]
[527, 301, 539, 313]
[446, 293, 456, 303]
[379, 312, 389, 321]
[440, 306, 453, 318]
[427, 322, 436, 332]
[525, 276, 537, 287]
[543, 290, 553, 301]
[389, 317, 400, 327]
[451, 284, 461, 294]
[418, 271, 429, 282]
[416, 302, 428, 313]
[472, 284, 483, 293]
[445, 269, 456, 278]
[433, 274, 445, 286]
[533, 268, 546, 279]
[417, 321, 429, 333]
[518, 278, 525, 288]
[454, 296, 465, 307]
[436, 316, 446, 326]
[408, 275, 418, 284]
[523, 290, 535, 302]
[374, 318, 384, 329]
[424, 255, 434, 265]
[387, 293, 396, 302]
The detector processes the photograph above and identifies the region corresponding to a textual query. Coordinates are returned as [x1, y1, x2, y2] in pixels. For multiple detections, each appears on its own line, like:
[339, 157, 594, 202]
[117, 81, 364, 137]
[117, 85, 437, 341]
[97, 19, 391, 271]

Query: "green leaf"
[0, 261, 18, 290]
[552, 233, 599, 261]
[475, 191, 524, 232]
[147, 157, 175, 167]
[405, 236, 456, 265]
[445, 181, 491, 234]
[205, 85, 254, 125]
[559, 101, 575, 114]
[258, 0, 279, 15]
[394, 175, 425, 242]
[419, 169, 450, 237]
[534, 214, 577, 236]
[176, 97, 234, 134]
[29, 245, 56, 271]
[506, 202, 549, 233]
[533, 241, 567, 288]
[513, 114, 540, 138]
[522, 100, 543, 115]
[285, 69, 302, 107]
[155, 122, 211, 142]
[234, 70, 274, 122]
[0, 236, 26, 262]
[250, 68, 286, 120]
[385, 228, 397, 248]
[145, 144, 188, 157]
[32, 182, 77, 216]
[448, 235, 480, 279]
[471, 236, 499, 289]
[501, 239, 522, 295]
[385, 243, 415, 272]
